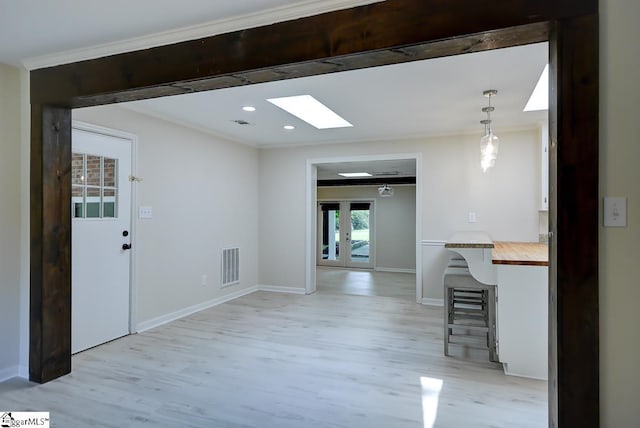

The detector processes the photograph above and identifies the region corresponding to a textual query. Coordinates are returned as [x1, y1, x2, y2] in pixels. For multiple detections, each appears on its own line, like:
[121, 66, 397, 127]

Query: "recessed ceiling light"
[283, 125, 295, 130]
[524, 64, 549, 112]
[338, 172, 372, 178]
[242, 106, 256, 112]
[267, 95, 353, 129]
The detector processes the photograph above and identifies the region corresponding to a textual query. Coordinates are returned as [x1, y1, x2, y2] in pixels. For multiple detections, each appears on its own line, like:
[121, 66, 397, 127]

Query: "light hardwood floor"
[316, 267, 417, 300]
[0, 291, 547, 427]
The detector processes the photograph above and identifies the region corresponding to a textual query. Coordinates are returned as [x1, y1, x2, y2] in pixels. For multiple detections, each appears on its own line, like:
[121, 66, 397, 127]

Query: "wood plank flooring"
[0, 290, 547, 427]
[316, 267, 417, 300]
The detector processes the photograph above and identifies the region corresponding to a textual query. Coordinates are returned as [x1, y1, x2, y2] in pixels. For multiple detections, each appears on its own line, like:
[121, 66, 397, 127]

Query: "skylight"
[267, 95, 353, 129]
[524, 64, 549, 112]
[338, 172, 372, 178]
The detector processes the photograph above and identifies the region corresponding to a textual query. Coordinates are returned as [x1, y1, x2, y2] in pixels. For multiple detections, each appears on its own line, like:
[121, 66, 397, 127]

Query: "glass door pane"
[318, 202, 345, 267]
[349, 202, 370, 264]
[317, 200, 374, 269]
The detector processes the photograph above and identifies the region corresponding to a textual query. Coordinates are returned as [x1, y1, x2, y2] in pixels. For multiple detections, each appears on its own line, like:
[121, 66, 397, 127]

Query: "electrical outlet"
[200, 274, 207, 286]
[468, 212, 477, 223]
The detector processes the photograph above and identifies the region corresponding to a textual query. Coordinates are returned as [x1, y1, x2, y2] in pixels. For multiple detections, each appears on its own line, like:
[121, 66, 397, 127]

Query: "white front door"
[317, 200, 374, 269]
[71, 126, 132, 354]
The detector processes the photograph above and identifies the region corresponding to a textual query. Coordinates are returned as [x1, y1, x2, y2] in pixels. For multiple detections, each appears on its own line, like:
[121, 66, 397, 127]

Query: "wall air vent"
[221, 247, 240, 287]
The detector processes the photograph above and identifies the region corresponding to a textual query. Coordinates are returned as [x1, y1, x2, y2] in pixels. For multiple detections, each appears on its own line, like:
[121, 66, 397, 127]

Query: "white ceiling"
[1, 0, 548, 173]
[119, 42, 547, 147]
[0, 0, 381, 67]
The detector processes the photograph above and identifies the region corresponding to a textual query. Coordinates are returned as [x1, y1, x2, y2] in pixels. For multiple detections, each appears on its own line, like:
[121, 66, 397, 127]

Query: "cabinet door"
[496, 265, 548, 380]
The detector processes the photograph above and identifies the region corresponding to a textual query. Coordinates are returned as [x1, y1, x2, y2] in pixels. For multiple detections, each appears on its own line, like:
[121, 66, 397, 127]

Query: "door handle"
[122, 243, 132, 250]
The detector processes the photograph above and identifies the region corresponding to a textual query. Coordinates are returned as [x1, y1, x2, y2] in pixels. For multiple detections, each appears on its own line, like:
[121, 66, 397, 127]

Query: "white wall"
[317, 185, 416, 270]
[421, 130, 540, 241]
[0, 63, 22, 380]
[421, 129, 540, 299]
[73, 105, 260, 325]
[599, 0, 640, 426]
[259, 128, 540, 297]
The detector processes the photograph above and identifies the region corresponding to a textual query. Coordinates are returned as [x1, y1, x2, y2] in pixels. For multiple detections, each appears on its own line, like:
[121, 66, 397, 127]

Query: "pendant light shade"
[480, 130, 499, 172]
[480, 90, 499, 172]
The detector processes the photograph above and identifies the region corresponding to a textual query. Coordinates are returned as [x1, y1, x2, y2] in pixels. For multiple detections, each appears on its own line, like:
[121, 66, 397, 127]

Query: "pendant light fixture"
[480, 89, 499, 172]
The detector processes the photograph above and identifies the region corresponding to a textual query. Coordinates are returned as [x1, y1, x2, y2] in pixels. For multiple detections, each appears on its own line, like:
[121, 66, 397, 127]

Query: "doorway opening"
[306, 154, 422, 302]
[317, 200, 375, 269]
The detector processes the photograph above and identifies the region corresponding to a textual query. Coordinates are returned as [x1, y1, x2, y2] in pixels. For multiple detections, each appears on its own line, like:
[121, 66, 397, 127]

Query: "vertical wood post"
[549, 13, 599, 427]
[30, 105, 72, 383]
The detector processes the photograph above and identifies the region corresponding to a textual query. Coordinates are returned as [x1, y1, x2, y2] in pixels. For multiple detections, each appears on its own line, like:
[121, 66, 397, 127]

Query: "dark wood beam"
[548, 13, 599, 427]
[318, 177, 416, 187]
[30, 106, 72, 383]
[32, 22, 552, 108]
[30, 0, 595, 107]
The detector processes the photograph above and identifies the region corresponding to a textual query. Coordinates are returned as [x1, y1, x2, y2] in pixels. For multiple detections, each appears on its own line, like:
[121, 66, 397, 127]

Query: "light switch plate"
[604, 197, 626, 227]
[139, 206, 153, 219]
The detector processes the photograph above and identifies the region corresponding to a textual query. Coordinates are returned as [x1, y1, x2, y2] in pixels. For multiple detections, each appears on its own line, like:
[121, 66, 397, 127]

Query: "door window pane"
[86, 187, 100, 218]
[103, 188, 116, 218]
[350, 207, 370, 263]
[72, 185, 84, 218]
[86, 155, 101, 186]
[103, 158, 116, 187]
[321, 204, 340, 261]
[72, 153, 84, 185]
[72, 152, 119, 220]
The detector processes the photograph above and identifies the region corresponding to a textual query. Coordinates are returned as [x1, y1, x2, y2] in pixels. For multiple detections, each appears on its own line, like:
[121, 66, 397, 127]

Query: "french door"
[317, 200, 374, 269]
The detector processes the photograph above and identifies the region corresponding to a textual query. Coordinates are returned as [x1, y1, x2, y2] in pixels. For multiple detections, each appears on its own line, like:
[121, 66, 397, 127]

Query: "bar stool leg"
[487, 286, 497, 362]
[444, 286, 450, 356]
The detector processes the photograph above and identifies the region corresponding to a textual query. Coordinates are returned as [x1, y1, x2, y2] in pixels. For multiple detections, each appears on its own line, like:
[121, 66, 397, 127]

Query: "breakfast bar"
[492, 241, 548, 380]
[445, 232, 549, 380]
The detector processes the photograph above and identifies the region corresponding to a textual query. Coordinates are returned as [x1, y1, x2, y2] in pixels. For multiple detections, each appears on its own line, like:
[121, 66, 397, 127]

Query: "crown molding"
[23, 0, 383, 70]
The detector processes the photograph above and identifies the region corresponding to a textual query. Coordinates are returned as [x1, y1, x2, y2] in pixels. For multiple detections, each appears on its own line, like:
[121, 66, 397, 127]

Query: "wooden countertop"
[444, 231, 494, 249]
[492, 241, 549, 266]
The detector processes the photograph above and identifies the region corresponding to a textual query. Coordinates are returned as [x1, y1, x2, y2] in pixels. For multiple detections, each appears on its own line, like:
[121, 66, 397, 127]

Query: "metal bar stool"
[443, 257, 497, 362]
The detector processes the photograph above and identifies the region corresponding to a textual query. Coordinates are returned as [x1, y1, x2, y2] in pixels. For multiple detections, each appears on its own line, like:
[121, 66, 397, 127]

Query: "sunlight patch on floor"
[420, 376, 444, 428]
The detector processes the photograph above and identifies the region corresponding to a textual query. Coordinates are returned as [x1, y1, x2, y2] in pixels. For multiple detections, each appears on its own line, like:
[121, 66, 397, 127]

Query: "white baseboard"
[135, 284, 310, 333]
[421, 298, 444, 307]
[374, 267, 416, 274]
[136, 285, 259, 333]
[257, 285, 307, 295]
[18, 365, 28, 379]
[0, 366, 19, 382]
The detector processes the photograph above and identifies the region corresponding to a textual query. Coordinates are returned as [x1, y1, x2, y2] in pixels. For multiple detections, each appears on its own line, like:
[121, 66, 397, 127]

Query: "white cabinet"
[496, 264, 548, 380]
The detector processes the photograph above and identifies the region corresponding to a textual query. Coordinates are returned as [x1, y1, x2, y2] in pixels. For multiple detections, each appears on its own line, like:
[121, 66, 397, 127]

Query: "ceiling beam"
[318, 177, 416, 187]
[30, 0, 595, 107]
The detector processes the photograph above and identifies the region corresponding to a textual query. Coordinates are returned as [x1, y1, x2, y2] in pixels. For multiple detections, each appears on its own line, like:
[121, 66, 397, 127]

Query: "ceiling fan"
[378, 184, 394, 197]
